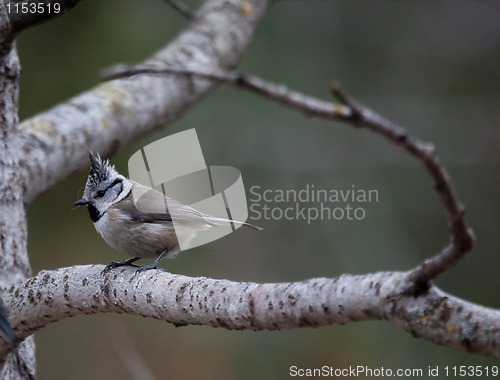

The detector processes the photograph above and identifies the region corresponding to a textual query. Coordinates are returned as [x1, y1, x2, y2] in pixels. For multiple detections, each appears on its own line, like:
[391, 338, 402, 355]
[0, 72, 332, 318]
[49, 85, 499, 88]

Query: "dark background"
[17, 0, 500, 378]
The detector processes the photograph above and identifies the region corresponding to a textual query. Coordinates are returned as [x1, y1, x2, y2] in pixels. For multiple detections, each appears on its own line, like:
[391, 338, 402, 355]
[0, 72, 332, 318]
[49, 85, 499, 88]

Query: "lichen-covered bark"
[3, 266, 500, 360]
[0, 43, 35, 379]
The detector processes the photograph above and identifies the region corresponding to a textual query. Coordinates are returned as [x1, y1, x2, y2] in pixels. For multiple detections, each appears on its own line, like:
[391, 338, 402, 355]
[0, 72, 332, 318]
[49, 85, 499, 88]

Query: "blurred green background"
[18, 0, 500, 378]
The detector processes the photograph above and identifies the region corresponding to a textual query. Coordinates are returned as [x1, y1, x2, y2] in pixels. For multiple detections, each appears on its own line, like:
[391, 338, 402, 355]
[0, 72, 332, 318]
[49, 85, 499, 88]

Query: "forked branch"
[101, 65, 475, 292]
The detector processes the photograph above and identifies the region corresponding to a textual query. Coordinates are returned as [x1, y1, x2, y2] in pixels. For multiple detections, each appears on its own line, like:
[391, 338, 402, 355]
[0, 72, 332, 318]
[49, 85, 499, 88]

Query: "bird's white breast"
[93, 206, 182, 259]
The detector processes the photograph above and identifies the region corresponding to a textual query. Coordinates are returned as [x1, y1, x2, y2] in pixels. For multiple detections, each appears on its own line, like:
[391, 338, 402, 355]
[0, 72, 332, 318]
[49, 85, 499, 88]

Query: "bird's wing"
[127, 181, 214, 227]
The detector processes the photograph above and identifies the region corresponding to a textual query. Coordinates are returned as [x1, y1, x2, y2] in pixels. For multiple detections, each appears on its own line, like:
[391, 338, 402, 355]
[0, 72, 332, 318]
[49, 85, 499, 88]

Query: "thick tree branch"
[17, 0, 270, 204]
[2, 265, 499, 360]
[101, 66, 475, 293]
[0, 35, 36, 379]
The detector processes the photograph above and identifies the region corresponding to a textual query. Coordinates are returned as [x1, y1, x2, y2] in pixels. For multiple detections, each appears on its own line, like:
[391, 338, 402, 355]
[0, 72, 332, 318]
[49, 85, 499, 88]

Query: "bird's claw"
[101, 258, 140, 275]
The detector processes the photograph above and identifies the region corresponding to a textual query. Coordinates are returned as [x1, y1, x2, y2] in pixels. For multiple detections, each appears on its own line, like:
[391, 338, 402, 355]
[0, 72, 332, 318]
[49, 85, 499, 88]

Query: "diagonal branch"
[100, 66, 475, 292]
[16, 0, 270, 204]
[2, 265, 499, 360]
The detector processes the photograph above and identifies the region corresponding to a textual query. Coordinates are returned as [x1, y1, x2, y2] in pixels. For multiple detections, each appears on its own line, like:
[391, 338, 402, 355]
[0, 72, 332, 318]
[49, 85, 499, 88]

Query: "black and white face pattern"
[81, 151, 129, 222]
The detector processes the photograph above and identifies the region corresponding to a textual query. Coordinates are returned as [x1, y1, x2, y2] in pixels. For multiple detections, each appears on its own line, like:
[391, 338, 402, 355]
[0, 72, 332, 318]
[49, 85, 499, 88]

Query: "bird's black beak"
[73, 198, 90, 206]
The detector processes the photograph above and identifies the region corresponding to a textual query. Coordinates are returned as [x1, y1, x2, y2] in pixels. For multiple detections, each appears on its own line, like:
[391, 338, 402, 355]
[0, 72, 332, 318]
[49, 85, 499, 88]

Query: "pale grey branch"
[2, 265, 499, 360]
[0, 37, 36, 380]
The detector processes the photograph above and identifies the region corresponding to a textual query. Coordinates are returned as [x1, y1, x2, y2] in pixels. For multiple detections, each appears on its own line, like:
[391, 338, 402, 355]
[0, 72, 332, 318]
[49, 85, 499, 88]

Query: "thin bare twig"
[330, 85, 475, 292]
[101, 65, 475, 293]
[101, 65, 352, 118]
[161, 0, 193, 19]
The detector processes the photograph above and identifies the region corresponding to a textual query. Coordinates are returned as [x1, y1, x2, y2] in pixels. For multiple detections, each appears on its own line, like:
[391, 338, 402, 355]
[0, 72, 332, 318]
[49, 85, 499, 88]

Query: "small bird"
[74, 151, 262, 272]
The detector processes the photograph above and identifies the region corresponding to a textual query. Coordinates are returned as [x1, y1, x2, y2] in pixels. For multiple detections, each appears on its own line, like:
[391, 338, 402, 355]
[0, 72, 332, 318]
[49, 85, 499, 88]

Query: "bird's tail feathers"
[206, 216, 263, 231]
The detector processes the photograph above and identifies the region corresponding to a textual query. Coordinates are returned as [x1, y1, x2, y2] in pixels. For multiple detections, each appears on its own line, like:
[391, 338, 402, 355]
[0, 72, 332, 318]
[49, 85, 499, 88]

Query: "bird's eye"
[96, 190, 106, 198]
